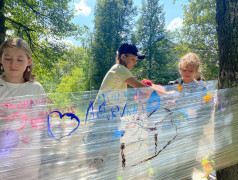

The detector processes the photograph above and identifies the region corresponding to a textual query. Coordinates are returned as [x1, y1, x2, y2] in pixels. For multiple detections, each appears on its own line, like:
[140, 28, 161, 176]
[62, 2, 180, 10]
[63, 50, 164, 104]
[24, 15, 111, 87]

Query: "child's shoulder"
[195, 79, 206, 85]
[27, 81, 43, 87]
[168, 78, 182, 85]
[31, 81, 42, 85]
[25, 81, 45, 94]
[192, 80, 207, 92]
[113, 64, 126, 70]
[111, 64, 130, 73]
[196, 80, 207, 88]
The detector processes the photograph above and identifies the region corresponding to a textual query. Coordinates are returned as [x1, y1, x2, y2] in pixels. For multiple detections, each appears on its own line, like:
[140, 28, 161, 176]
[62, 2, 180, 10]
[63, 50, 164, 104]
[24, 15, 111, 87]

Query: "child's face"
[122, 54, 138, 70]
[0, 47, 32, 80]
[180, 65, 196, 83]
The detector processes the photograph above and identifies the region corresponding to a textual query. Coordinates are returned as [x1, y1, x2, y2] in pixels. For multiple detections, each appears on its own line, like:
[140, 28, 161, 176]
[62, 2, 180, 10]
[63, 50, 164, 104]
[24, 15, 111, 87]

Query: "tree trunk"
[217, 165, 238, 179]
[216, 0, 238, 89]
[0, 0, 5, 45]
[216, 0, 238, 179]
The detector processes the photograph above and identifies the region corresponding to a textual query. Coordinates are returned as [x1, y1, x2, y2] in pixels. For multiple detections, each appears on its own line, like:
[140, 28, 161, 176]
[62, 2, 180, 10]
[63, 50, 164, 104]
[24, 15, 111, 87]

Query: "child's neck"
[2, 75, 24, 84]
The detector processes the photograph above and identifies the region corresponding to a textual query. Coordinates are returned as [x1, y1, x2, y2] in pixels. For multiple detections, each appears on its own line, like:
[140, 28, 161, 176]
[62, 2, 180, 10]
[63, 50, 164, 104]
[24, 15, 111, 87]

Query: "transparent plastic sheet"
[0, 80, 238, 180]
[0, 94, 46, 179]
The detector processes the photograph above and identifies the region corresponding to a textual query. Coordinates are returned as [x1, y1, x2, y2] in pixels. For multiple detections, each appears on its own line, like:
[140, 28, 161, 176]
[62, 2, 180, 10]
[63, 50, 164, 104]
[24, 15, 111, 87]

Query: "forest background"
[1, 0, 238, 178]
[0, 0, 218, 93]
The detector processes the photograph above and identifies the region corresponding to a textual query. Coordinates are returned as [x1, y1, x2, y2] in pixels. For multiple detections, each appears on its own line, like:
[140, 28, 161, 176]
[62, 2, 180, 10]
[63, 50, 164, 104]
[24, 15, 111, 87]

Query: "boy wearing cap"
[97, 43, 168, 95]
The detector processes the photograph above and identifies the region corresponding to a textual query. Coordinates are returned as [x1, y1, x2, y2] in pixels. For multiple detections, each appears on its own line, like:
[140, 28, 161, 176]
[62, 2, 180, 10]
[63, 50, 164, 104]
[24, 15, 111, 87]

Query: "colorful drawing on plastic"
[47, 111, 80, 142]
[0, 130, 19, 158]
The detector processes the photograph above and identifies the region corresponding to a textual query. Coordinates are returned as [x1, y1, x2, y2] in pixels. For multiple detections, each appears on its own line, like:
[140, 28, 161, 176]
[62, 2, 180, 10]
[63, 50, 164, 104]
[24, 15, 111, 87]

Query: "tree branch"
[6, 16, 37, 53]
[22, 0, 52, 20]
[5, 17, 35, 32]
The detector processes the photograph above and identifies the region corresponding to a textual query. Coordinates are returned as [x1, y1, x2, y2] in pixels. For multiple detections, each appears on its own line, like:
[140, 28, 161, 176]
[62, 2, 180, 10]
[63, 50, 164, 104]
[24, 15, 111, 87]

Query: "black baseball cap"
[118, 43, 145, 59]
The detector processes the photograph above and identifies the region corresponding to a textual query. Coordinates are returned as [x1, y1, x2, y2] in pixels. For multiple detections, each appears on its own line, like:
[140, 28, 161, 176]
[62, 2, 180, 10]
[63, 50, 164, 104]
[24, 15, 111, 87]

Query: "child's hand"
[167, 90, 177, 94]
[166, 100, 176, 109]
[167, 91, 178, 99]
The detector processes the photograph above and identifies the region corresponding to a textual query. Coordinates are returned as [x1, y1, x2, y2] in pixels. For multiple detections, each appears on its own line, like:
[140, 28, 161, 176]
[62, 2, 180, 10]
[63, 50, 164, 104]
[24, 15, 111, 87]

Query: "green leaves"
[92, 0, 136, 89]
[134, 0, 178, 84]
[2, 0, 82, 47]
[175, 0, 218, 80]
[37, 45, 91, 93]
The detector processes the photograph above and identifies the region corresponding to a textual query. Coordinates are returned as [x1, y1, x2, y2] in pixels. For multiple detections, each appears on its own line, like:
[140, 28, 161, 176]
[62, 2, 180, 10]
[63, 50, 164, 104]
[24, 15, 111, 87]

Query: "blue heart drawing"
[47, 111, 80, 142]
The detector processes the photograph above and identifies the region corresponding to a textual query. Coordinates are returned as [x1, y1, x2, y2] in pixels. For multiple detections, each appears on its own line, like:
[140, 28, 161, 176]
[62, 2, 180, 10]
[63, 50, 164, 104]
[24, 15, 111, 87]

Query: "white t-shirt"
[0, 75, 46, 180]
[0, 75, 45, 100]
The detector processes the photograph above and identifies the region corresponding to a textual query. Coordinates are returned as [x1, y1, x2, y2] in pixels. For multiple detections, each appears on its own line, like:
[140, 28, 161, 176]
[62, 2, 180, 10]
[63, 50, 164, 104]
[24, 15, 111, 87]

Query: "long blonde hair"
[0, 38, 35, 82]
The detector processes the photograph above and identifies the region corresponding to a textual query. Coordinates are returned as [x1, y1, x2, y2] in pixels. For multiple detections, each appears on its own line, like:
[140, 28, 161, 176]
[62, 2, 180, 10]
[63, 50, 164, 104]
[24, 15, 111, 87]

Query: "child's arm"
[124, 77, 154, 100]
[124, 77, 150, 88]
[125, 77, 176, 97]
[151, 84, 177, 96]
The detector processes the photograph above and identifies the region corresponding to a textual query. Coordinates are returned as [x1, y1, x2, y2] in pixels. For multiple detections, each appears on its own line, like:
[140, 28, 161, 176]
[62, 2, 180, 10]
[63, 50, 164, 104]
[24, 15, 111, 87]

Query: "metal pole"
[84, 25, 93, 93]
